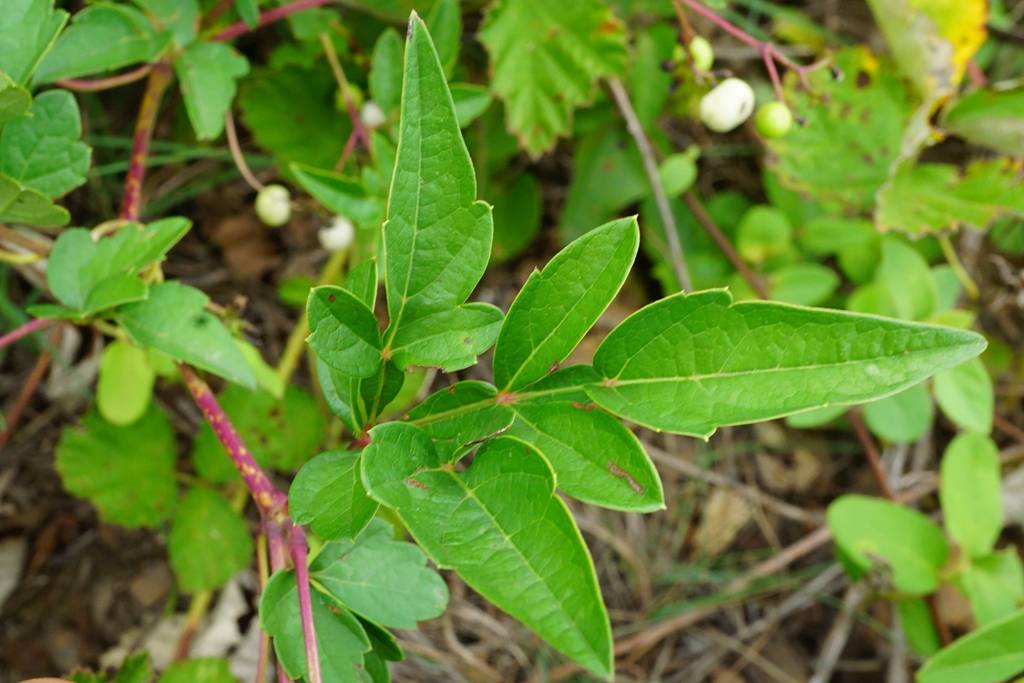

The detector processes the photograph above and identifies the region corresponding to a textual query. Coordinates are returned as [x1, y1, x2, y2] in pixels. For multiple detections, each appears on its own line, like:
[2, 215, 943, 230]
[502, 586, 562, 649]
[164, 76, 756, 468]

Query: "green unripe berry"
[688, 36, 714, 72]
[255, 184, 291, 227]
[755, 101, 794, 138]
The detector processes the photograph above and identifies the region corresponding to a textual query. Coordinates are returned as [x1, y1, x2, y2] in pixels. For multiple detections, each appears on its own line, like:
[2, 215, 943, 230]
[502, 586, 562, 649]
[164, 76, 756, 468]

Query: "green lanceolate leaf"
[260, 570, 372, 682]
[307, 285, 382, 379]
[586, 289, 986, 437]
[175, 41, 249, 140]
[291, 164, 382, 225]
[0, 171, 68, 226]
[0, 72, 31, 125]
[510, 402, 663, 512]
[917, 609, 1024, 683]
[389, 302, 503, 371]
[0, 0, 68, 85]
[382, 16, 492, 348]
[192, 385, 325, 481]
[369, 28, 403, 115]
[45, 218, 190, 317]
[168, 487, 253, 592]
[34, 3, 171, 84]
[1, 89, 91, 197]
[493, 216, 638, 391]
[406, 380, 514, 458]
[290, 450, 378, 540]
[828, 494, 949, 595]
[56, 405, 177, 528]
[940, 433, 1002, 558]
[479, 0, 628, 156]
[97, 340, 156, 426]
[934, 356, 993, 434]
[311, 519, 448, 629]
[361, 423, 612, 676]
[118, 281, 256, 388]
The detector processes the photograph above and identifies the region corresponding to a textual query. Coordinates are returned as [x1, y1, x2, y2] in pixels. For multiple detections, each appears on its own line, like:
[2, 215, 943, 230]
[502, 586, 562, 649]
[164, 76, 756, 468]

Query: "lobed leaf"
[168, 487, 253, 592]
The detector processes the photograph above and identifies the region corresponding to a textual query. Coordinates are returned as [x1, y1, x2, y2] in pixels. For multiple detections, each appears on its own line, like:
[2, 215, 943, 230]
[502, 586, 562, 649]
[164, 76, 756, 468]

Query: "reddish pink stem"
[121, 62, 173, 221]
[213, 0, 336, 41]
[290, 525, 323, 683]
[0, 318, 54, 350]
[180, 364, 289, 517]
[57, 64, 153, 92]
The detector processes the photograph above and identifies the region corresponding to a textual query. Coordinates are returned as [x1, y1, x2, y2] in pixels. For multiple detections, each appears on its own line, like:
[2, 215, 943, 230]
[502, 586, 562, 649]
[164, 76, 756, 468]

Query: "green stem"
[938, 234, 979, 300]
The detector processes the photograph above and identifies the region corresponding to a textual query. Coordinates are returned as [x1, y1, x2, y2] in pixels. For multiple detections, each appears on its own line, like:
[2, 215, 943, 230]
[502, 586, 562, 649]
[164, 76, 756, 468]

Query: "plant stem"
[320, 33, 372, 153]
[847, 409, 896, 500]
[0, 339, 54, 449]
[179, 364, 289, 518]
[224, 110, 265, 192]
[57, 64, 153, 92]
[213, 0, 336, 42]
[0, 317, 54, 350]
[683, 191, 769, 298]
[607, 78, 693, 292]
[121, 62, 173, 221]
[290, 524, 323, 683]
[938, 234, 979, 300]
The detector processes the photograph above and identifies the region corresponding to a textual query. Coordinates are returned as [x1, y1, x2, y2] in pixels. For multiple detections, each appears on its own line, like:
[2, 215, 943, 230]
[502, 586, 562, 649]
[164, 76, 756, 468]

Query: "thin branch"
[224, 110, 265, 192]
[682, 191, 769, 298]
[0, 317, 54, 350]
[121, 62, 173, 221]
[179, 365, 289, 518]
[607, 78, 693, 291]
[57, 63, 153, 92]
[808, 584, 867, 683]
[319, 33, 372, 152]
[0, 341, 54, 449]
[290, 525, 323, 683]
[848, 409, 897, 500]
[213, 0, 336, 42]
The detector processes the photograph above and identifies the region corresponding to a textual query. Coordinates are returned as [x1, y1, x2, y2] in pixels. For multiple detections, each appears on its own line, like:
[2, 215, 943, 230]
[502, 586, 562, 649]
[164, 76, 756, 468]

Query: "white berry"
[360, 101, 386, 129]
[318, 215, 355, 252]
[255, 184, 291, 227]
[699, 78, 755, 133]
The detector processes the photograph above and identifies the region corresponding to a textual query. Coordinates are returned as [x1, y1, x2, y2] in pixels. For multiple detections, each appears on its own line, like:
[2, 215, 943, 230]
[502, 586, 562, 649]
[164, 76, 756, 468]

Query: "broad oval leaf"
[289, 450, 378, 541]
[382, 16, 492, 341]
[97, 340, 155, 426]
[307, 285, 382, 379]
[493, 216, 638, 391]
[174, 41, 249, 140]
[586, 289, 985, 437]
[956, 549, 1024, 627]
[510, 402, 663, 512]
[311, 518, 448, 629]
[863, 382, 933, 444]
[917, 609, 1024, 683]
[934, 356, 993, 434]
[827, 494, 949, 596]
[361, 423, 613, 677]
[940, 433, 1002, 558]
[390, 302, 503, 372]
[168, 487, 253, 592]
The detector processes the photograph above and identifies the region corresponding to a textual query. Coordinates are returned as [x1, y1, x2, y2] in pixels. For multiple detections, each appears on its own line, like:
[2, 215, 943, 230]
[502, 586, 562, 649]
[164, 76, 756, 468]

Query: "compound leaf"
[586, 289, 985, 437]
[361, 423, 612, 677]
[480, 0, 627, 156]
[311, 518, 449, 629]
[493, 216, 638, 391]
